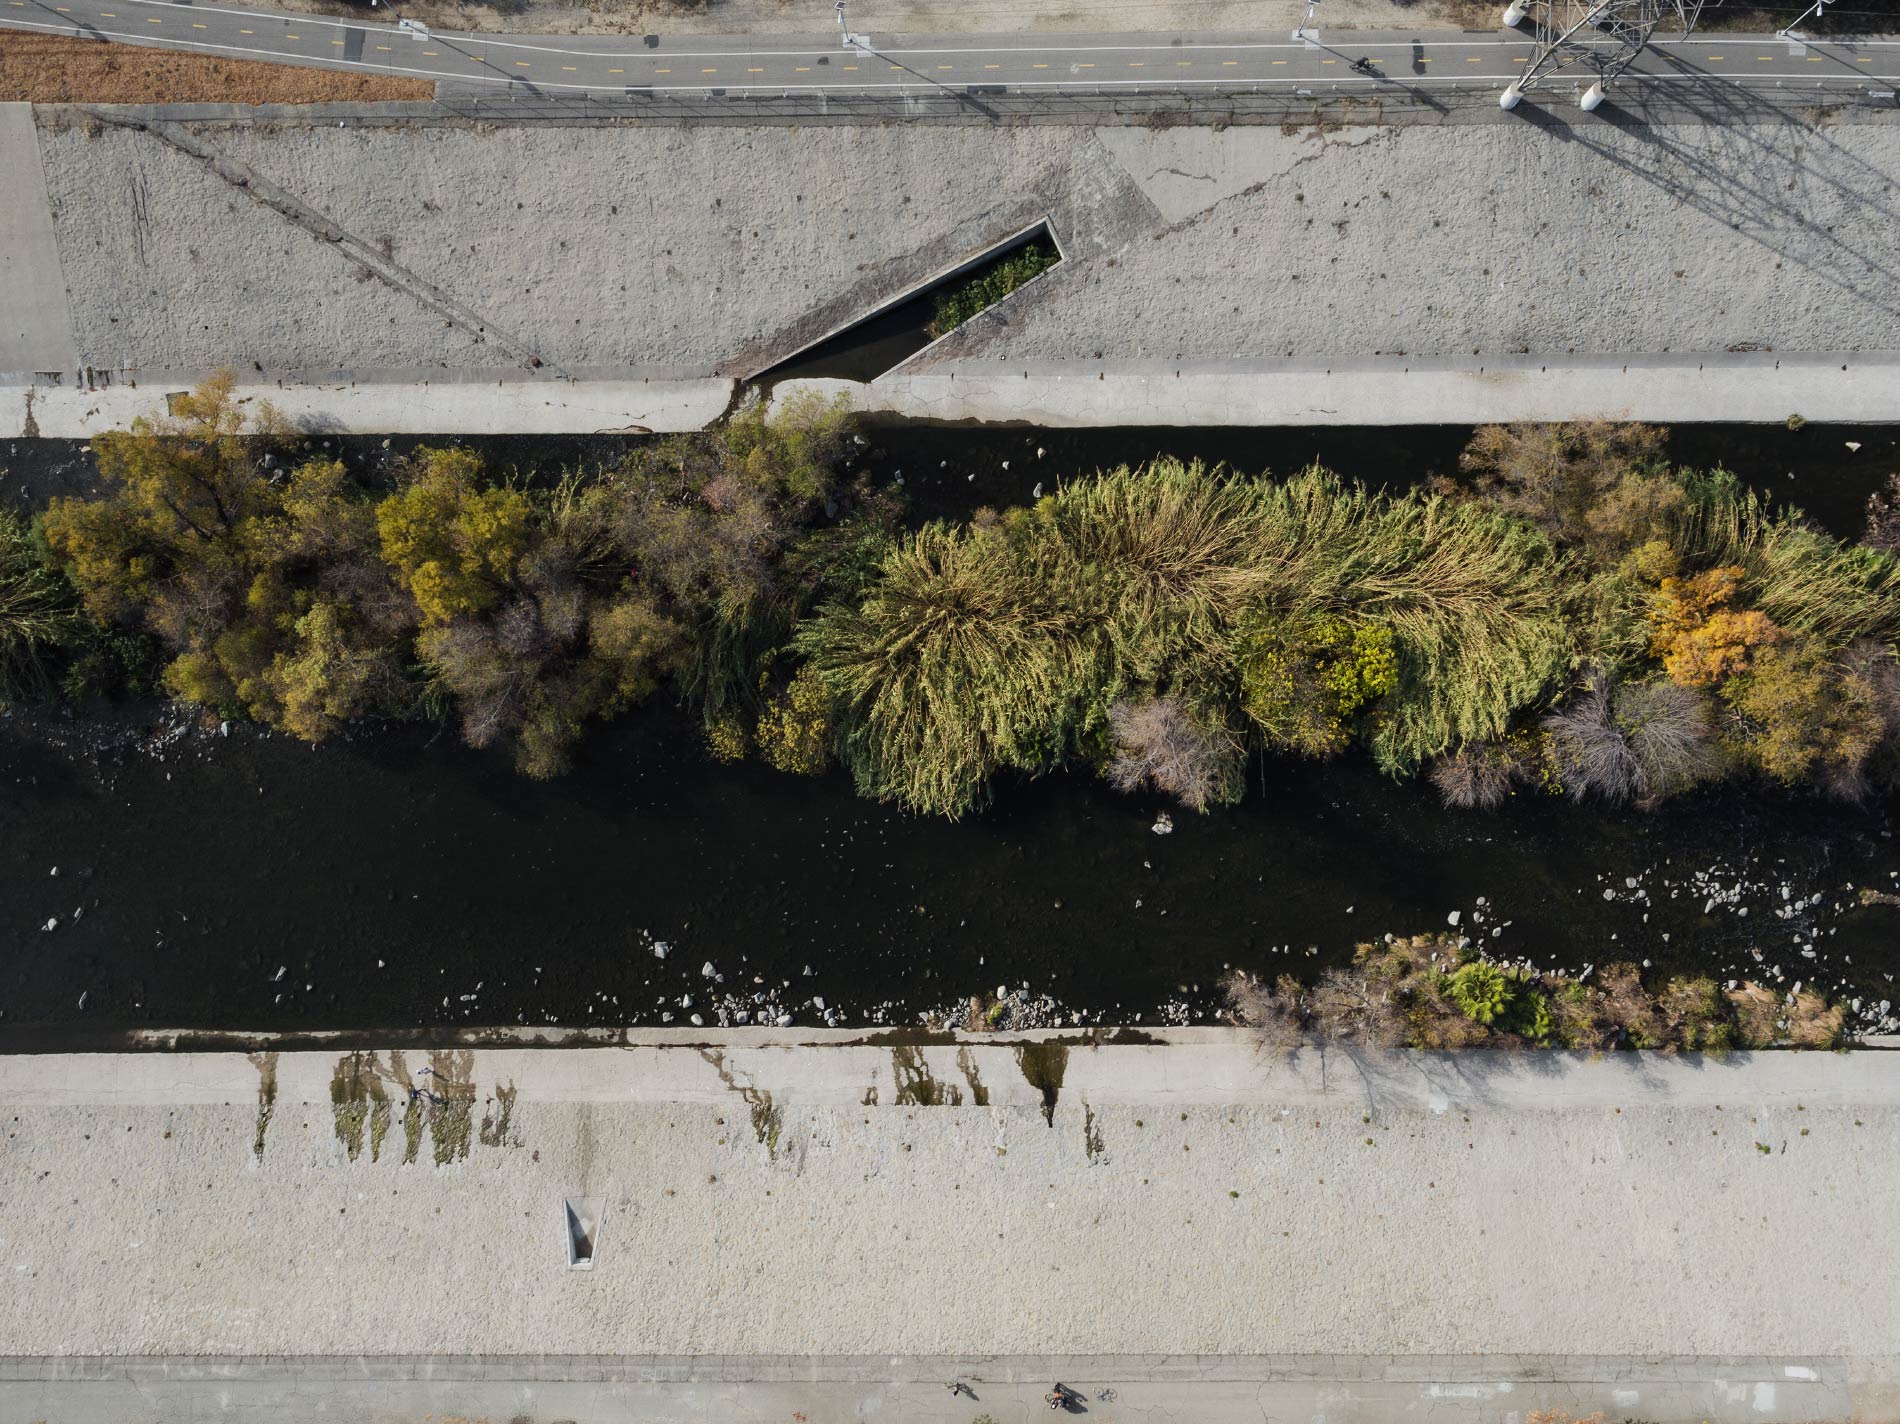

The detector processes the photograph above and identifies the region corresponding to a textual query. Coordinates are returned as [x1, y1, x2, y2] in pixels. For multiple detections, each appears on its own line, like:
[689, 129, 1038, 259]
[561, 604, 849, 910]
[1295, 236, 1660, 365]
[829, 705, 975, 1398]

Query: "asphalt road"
[1, 0, 1896, 100]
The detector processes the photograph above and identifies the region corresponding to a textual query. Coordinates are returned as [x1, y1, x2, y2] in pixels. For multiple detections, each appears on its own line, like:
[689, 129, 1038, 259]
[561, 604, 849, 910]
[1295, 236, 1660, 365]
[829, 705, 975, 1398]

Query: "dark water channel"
[2, 423, 1898, 1047]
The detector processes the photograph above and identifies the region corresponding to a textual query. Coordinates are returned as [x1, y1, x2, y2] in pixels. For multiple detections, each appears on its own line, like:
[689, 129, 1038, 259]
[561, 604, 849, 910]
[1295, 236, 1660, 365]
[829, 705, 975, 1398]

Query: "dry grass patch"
[0, 34, 433, 103]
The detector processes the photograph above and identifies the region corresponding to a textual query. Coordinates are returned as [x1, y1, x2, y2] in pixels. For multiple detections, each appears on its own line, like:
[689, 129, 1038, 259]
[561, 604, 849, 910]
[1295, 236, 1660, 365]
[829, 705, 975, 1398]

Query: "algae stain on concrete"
[752, 1097, 784, 1159]
[699, 1048, 786, 1160]
[1015, 1041, 1068, 1127]
[1084, 1103, 1107, 1163]
[386, 1047, 477, 1166]
[479, 1082, 518, 1148]
[892, 1045, 963, 1106]
[330, 1051, 391, 1163]
[956, 1046, 991, 1107]
[368, 1096, 391, 1161]
[401, 1097, 425, 1165]
[425, 1049, 476, 1166]
[247, 1051, 279, 1164]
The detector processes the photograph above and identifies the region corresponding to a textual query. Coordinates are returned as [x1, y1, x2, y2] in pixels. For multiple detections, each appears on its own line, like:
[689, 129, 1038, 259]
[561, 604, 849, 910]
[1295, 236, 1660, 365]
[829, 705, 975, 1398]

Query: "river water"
[2, 424, 1897, 1047]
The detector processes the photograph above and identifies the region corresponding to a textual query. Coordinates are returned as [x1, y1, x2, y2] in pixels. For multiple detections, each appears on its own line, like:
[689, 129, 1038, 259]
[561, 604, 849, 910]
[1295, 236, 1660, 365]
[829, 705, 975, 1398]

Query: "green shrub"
[1447, 960, 1515, 1026]
[797, 523, 1098, 817]
[755, 665, 835, 775]
[1235, 612, 1396, 757]
[928, 237, 1059, 339]
[0, 509, 79, 705]
[377, 448, 532, 625]
[1228, 938, 1847, 1052]
[1508, 987, 1555, 1042]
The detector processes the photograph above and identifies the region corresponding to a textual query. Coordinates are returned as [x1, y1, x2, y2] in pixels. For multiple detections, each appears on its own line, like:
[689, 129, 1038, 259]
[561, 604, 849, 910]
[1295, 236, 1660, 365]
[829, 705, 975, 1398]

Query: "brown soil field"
[0, 33, 434, 102]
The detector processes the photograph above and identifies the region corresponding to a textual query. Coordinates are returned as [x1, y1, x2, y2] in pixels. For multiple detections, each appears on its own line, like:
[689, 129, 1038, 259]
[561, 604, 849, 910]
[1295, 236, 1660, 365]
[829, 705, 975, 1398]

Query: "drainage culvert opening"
[564, 1197, 601, 1270]
[755, 222, 1062, 384]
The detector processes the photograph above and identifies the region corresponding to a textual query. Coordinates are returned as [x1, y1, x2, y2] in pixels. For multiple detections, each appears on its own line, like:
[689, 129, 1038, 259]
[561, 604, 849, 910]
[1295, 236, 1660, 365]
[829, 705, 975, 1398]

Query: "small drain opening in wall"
[754, 220, 1063, 384]
[565, 1197, 601, 1270]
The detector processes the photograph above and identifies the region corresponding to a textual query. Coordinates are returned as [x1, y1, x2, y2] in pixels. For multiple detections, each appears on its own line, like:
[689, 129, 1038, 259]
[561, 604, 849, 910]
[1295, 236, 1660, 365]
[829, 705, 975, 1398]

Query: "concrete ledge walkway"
[0, 375, 735, 437]
[4, 1352, 1896, 1423]
[7, 1035, 1900, 1108]
[782, 353, 1900, 429]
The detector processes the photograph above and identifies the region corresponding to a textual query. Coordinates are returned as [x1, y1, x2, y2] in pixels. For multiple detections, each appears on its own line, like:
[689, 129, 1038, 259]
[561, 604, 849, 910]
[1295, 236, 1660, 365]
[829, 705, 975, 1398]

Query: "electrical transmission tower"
[1499, 0, 1719, 111]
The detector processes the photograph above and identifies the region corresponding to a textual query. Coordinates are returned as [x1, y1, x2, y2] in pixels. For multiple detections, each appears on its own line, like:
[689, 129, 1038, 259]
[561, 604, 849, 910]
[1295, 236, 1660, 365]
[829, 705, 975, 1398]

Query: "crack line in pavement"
[83, 109, 560, 375]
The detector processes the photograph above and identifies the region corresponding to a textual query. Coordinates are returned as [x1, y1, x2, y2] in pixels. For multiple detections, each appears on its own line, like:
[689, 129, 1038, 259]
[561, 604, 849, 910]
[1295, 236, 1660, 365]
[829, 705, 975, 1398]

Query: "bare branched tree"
[1308, 967, 1408, 1047]
[1106, 695, 1243, 812]
[1428, 741, 1516, 809]
[1544, 671, 1640, 802]
[1221, 970, 1309, 1052]
[1615, 679, 1718, 799]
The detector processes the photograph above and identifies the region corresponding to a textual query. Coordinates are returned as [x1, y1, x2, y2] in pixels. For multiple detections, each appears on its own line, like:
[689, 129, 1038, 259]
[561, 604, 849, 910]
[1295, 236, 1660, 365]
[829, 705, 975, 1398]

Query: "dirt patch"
[0, 35, 433, 103]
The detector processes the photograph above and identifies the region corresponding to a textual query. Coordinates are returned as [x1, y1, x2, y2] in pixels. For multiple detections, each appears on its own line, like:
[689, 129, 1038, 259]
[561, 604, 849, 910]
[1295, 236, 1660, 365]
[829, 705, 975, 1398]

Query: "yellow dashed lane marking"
[562, 64, 577, 70]
[747, 66, 763, 71]
[983, 62, 999, 69]
[607, 66, 622, 71]
[423, 49, 438, 55]
[145, 17, 160, 23]
[1222, 58, 1238, 65]
[191, 22, 206, 29]
[377, 44, 392, 50]
[655, 66, 669, 72]
[1031, 62, 1047, 68]
[1465, 55, 1482, 62]
[515, 59, 530, 66]
[703, 66, 718, 71]
[1270, 58, 1287, 64]
[1128, 60, 1144, 66]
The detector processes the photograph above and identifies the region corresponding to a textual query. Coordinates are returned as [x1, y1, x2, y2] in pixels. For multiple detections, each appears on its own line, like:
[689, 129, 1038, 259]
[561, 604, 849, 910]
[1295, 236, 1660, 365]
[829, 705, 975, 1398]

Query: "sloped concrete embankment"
[10, 110, 1900, 430]
[1, 1038, 1896, 1391]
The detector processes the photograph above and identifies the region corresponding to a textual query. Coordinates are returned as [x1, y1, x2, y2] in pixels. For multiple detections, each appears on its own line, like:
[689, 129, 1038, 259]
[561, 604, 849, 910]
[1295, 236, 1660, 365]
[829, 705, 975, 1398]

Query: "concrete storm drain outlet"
[564, 1198, 602, 1270]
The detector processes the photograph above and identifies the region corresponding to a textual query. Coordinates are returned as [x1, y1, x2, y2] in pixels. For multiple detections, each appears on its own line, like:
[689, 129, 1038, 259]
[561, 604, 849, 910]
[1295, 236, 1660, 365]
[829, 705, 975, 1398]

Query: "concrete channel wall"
[6, 105, 1900, 431]
[1, 1038, 1897, 1423]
